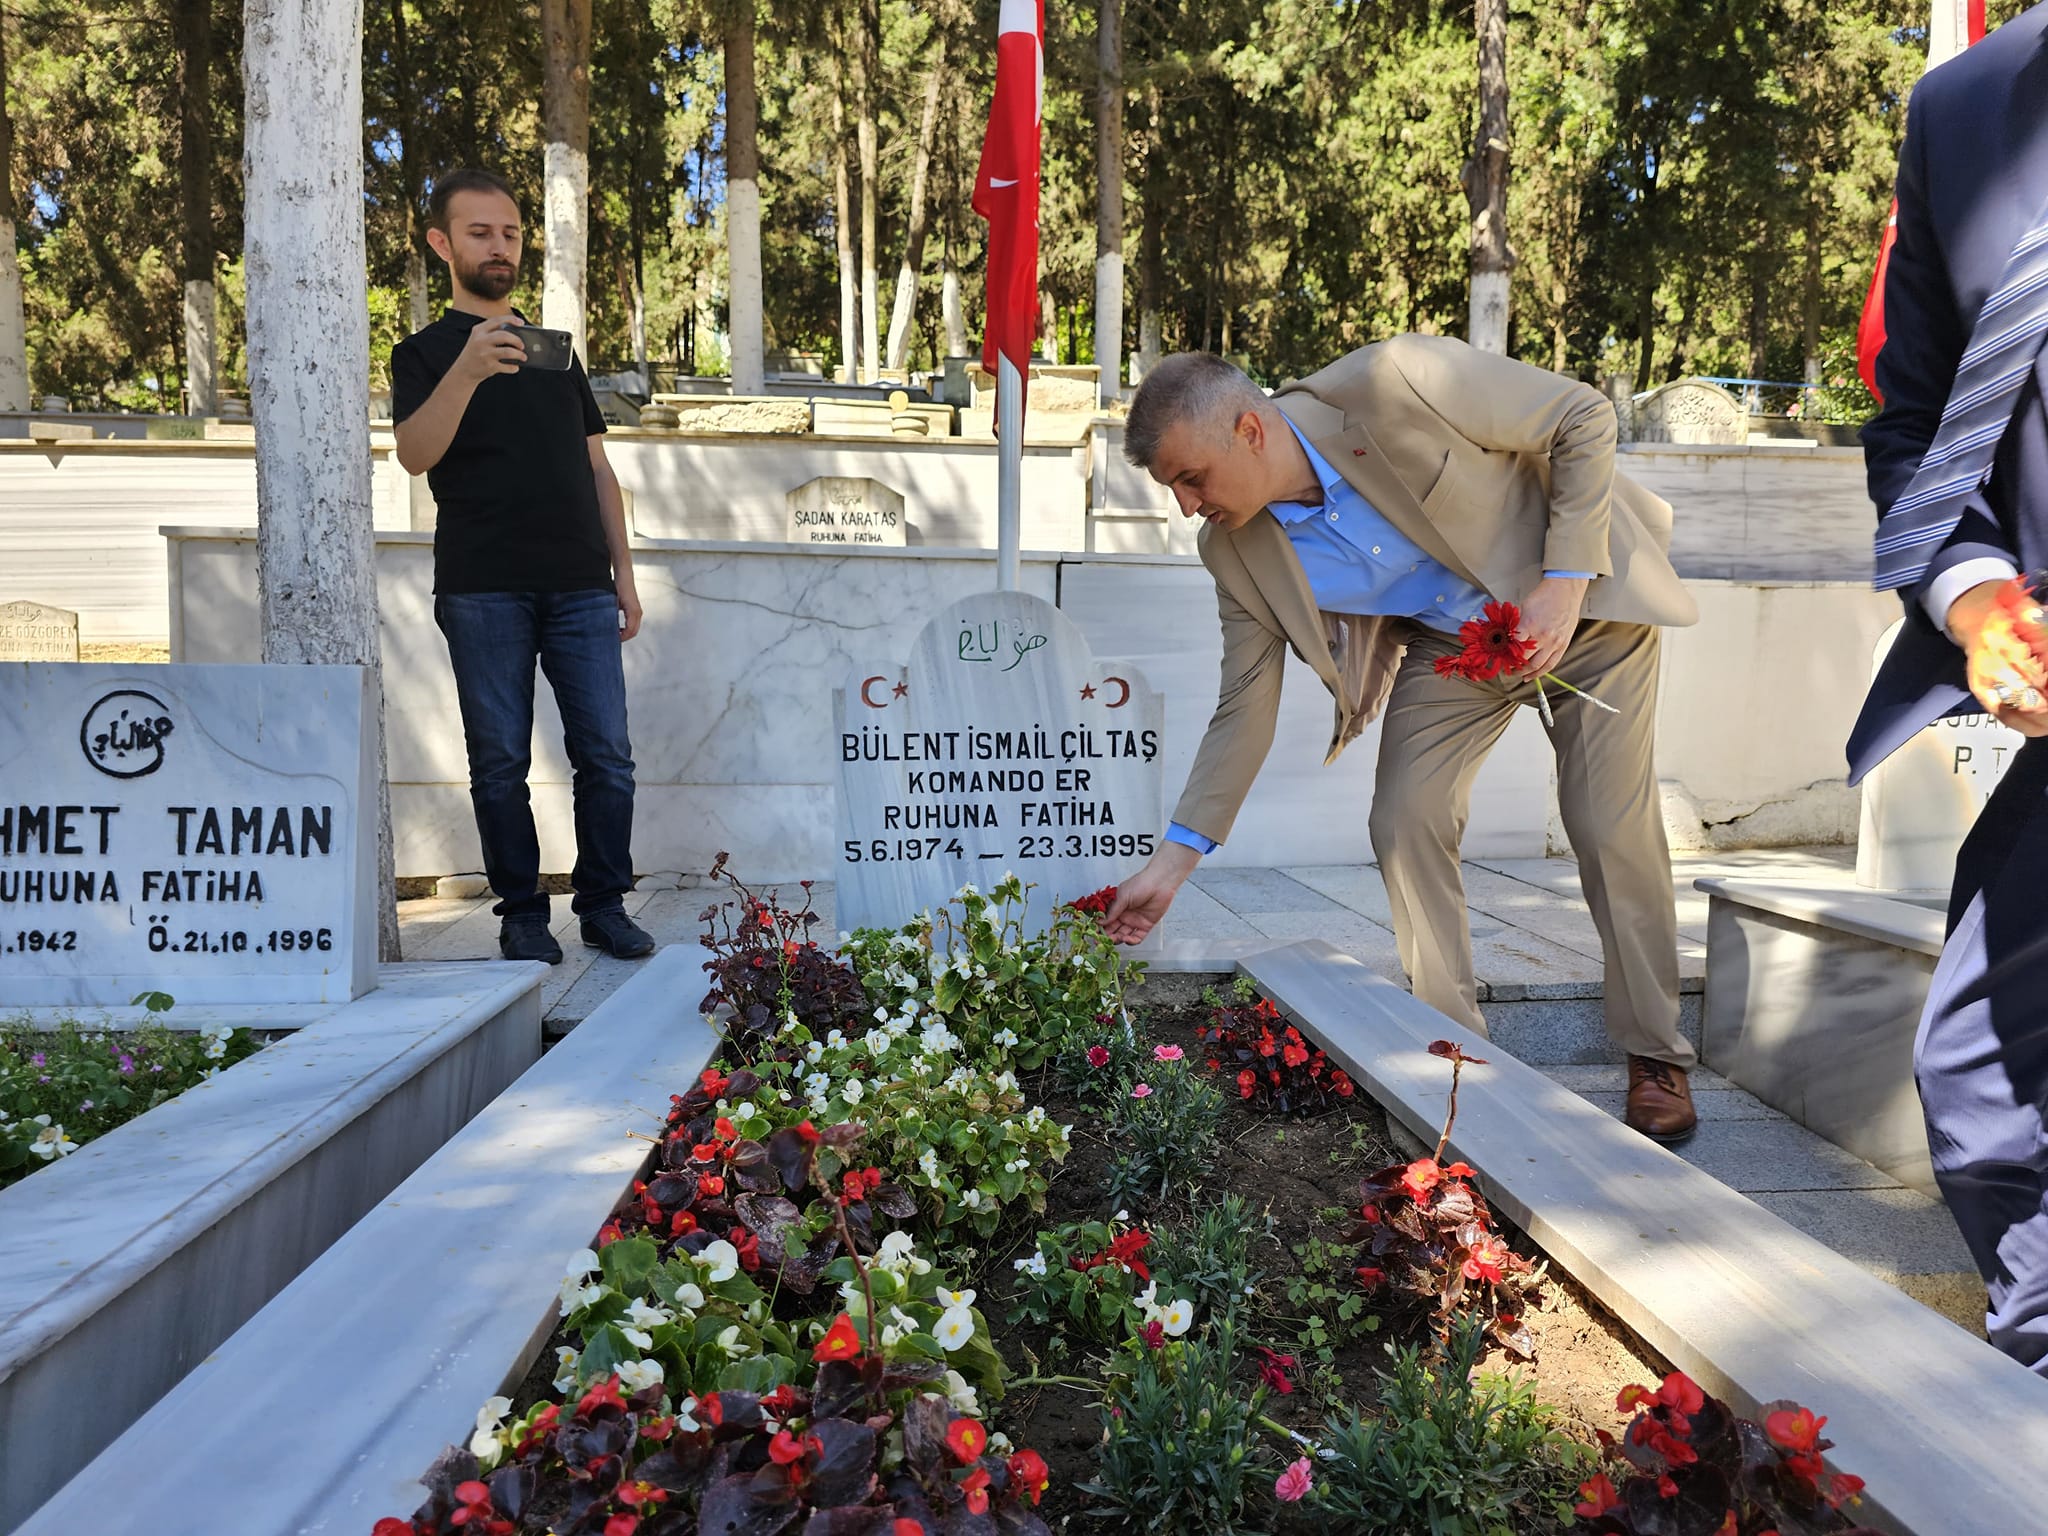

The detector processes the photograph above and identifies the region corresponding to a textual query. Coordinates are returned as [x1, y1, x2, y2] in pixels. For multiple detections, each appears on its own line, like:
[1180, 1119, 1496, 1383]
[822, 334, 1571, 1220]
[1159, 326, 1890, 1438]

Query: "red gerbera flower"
[1434, 600, 1537, 682]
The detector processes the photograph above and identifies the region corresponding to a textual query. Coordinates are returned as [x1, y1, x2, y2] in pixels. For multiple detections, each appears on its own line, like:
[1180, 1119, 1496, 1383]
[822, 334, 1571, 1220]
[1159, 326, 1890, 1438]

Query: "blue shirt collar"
[1266, 410, 1346, 526]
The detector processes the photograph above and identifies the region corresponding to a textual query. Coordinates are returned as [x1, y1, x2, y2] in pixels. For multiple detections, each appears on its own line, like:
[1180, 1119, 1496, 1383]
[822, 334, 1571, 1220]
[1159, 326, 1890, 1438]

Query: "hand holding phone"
[459, 317, 527, 382]
[506, 323, 574, 371]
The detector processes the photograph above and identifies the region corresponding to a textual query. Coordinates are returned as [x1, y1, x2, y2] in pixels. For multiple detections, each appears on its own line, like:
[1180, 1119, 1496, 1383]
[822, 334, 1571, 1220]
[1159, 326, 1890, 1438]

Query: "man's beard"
[457, 255, 517, 300]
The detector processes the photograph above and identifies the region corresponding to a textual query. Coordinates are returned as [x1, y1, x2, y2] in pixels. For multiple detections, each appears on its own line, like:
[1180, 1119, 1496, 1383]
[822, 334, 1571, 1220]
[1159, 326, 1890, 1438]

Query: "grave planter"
[15, 946, 711, 1534]
[0, 960, 545, 1531]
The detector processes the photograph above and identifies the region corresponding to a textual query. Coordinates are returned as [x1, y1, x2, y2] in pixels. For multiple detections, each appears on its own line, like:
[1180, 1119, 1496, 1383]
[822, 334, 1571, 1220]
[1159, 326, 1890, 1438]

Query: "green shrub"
[1148, 1193, 1269, 1327]
[1079, 1319, 1265, 1533]
[1104, 1054, 1225, 1208]
[1302, 1317, 1589, 1535]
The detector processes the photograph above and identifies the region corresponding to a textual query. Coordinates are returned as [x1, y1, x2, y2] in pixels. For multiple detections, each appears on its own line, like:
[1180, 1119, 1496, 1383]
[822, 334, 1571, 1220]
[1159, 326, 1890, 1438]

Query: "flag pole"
[997, 353, 1023, 591]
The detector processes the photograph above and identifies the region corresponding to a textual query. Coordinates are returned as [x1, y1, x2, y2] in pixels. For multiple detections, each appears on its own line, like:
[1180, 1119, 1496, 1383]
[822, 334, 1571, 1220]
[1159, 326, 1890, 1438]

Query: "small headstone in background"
[834, 591, 1164, 937]
[0, 602, 79, 663]
[786, 476, 908, 547]
[1856, 620, 2025, 892]
[1633, 378, 1745, 446]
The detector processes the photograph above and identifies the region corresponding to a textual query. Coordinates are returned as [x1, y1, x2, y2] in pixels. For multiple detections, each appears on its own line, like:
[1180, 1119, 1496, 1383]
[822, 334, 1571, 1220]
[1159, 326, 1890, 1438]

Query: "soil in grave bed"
[499, 991, 1667, 1534]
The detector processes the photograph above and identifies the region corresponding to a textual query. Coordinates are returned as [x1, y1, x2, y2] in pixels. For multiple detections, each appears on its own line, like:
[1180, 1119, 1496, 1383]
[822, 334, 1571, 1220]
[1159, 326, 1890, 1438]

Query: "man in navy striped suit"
[1847, 2, 2048, 1376]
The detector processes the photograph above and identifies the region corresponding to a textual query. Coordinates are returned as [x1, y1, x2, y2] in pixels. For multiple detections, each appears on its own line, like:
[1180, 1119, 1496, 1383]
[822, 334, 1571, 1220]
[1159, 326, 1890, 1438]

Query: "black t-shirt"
[391, 309, 615, 594]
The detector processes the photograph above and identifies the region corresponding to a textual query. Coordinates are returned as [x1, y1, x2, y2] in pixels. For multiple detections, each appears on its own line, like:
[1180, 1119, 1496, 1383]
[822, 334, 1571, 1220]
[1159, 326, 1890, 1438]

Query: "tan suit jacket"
[1172, 334, 1699, 844]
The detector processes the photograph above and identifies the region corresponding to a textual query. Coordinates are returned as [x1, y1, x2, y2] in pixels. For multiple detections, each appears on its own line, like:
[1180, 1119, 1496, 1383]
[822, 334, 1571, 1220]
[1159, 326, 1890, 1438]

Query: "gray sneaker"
[499, 915, 564, 965]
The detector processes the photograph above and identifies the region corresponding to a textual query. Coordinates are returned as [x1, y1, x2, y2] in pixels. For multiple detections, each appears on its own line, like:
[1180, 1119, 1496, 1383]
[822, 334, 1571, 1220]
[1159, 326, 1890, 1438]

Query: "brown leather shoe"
[1625, 1056, 1698, 1143]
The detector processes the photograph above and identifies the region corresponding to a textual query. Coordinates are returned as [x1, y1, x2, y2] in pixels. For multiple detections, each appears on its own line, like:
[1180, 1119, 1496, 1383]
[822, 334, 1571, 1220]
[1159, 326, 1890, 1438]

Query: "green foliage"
[1282, 1207, 1383, 1368]
[1146, 1194, 1269, 1329]
[842, 874, 1138, 1074]
[1078, 1319, 1265, 1534]
[1302, 1318, 1589, 1536]
[1103, 1055, 1225, 1210]
[1005, 1217, 1151, 1346]
[1054, 1006, 1151, 1103]
[0, 1016, 261, 1186]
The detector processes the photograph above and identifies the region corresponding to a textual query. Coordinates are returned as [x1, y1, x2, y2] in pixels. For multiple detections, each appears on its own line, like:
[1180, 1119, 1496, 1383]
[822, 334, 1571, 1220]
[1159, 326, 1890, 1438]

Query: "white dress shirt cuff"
[1924, 558, 2021, 633]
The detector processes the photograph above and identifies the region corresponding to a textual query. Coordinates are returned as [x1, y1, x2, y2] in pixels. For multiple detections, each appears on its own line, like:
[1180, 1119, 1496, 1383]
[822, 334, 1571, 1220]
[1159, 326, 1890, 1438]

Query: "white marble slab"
[18, 946, 715, 1536]
[0, 662, 378, 1004]
[0, 960, 544, 1531]
[835, 590, 1164, 934]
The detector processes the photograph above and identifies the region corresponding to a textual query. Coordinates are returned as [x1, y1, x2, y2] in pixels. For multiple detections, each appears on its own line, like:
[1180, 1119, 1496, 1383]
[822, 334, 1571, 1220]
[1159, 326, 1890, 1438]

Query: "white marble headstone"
[0, 601, 79, 663]
[786, 477, 908, 547]
[834, 592, 1163, 936]
[0, 663, 378, 1005]
[1856, 621, 2024, 892]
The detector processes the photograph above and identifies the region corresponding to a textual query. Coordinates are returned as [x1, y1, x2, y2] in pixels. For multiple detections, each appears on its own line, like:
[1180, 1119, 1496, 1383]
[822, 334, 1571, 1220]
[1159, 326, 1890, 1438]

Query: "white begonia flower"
[674, 1396, 701, 1432]
[944, 1068, 974, 1094]
[826, 1029, 847, 1049]
[1025, 1105, 1046, 1130]
[806, 1041, 826, 1065]
[881, 1322, 905, 1348]
[992, 1070, 1019, 1094]
[843, 1079, 865, 1106]
[874, 1006, 890, 1023]
[879, 1231, 918, 1269]
[806, 1071, 831, 1097]
[938, 1287, 977, 1310]
[958, 881, 979, 898]
[993, 1028, 1019, 1048]
[553, 1346, 581, 1393]
[1060, 1124, 1073, 1141]
[988, 1431, 1015, 1457]
[621, 1326, 654, 1351]
[942, 1369, 980, 1415]
[1114, 1209, 1131, 1223]
[625, 1298, 673, 1331]
[715, 1325, 748, 1358]
[671, 1280, 706, 1312]
[1160, 1299, 1194, 1337]
[960, 1188, 984, 1211]
[864, 1027, 892, 1055]
[697, 1239, 740, 1284]
[839, 931, 853, 946]
[616, 1358, 664, 1393]
[1135, 1280, 1159, 1312]
[1013, 1249, 1048, 1277]
[474, 1395, 513, 1434]
[558, 1276, 605, 1317]
[809, 1096, 831, 1116]
[918, 1148, 942, 1182]
[29, 1121, 76, 1160]
[934, 1307, 976, 1351]
[890, 1306, 918, 1333]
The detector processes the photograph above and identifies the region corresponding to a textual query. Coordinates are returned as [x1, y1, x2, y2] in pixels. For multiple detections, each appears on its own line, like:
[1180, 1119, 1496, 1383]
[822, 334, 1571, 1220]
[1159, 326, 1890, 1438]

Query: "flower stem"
[1538, 673, 1620, 714]
[1533, 676, 1555, 727]
[1009, 1373, 1101, 1390]
[1257, 1414, 1335, 1460]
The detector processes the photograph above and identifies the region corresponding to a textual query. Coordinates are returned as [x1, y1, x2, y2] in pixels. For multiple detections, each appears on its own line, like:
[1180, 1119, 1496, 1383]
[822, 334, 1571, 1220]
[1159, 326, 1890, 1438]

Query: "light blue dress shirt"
[1165, 413, 1591, 855]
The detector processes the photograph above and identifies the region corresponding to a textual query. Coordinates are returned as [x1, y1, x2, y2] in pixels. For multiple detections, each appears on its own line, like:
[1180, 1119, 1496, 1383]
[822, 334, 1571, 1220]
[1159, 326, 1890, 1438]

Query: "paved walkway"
[394, 845, 1983, 1332]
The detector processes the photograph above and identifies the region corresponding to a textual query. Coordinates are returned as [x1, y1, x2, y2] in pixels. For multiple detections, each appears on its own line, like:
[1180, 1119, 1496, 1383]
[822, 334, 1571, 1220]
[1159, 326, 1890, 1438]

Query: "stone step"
[1481, 990, 1704, 1066]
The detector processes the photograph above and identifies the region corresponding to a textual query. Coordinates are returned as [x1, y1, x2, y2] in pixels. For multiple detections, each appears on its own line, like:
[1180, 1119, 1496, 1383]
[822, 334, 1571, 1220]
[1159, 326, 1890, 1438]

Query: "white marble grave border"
[1240, 939, 2048, 1536]
[17, 945, 719, 1536]
[0, 961, 545, 1531]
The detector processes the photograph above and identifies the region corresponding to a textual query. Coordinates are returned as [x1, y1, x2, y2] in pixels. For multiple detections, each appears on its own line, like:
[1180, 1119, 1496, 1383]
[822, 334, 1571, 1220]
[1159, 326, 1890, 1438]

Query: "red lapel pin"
[1352, 448, 1366, 457]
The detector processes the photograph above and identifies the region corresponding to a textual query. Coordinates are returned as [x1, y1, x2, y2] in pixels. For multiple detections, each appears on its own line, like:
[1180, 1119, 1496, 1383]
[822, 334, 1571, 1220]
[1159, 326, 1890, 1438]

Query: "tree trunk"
[1134, 86, 1163, 383]
[1093, 0, 1124, 406]
[0, 15, 29, 413]
[1802, 193, 1823, 384]
[175, 0, 216, 415]
[831, 63, 859, 382]
[1042, 290, 1058, 364]
[244, 0, 399, 962]
[541, 0, 593, 362]
[1463, 0, 1511, 354]
[389, 0, 431, 333]
[725, 11, 766, 393]
[856, 0, 881, 382]
[884, 52, 944, 371]
[1747, 220, 1771, 380]
[942, 257, 967, 357]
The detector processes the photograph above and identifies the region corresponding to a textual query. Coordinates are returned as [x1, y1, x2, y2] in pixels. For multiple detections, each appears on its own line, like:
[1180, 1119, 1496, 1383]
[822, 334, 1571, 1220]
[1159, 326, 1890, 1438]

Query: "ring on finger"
[1991, 679, 2023, 709]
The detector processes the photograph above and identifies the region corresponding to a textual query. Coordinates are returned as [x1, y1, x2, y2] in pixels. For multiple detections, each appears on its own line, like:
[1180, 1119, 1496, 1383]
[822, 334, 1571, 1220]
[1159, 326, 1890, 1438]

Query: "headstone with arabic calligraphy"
[833, 592, 1163, 936]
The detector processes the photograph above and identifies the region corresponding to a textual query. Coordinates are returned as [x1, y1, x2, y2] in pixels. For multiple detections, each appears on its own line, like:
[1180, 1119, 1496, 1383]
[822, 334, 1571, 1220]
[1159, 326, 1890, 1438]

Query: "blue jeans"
[434, 588, 636, 920]
[1919, 734, 2048, 1376]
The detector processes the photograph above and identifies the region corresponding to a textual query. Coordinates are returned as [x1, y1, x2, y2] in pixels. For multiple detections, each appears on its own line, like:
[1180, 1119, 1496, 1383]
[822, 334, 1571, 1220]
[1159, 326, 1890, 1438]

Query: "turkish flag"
[972, 0, 1044, 384]
[1858, 0, 1986, 402]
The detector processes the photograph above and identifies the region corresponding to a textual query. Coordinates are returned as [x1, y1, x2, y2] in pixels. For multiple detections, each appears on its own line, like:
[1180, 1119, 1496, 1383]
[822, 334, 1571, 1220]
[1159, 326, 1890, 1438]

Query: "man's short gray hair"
[1124, 352, 1267, 469]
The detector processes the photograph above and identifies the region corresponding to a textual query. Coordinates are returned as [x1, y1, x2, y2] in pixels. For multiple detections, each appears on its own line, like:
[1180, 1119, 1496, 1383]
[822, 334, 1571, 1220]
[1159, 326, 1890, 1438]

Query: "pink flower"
[1274, 1457, 1313, 1503]
[1130, 1083, 1152, 1099]
[1086, 1045, 1111, 1068]
[1152, 1043, 1184, 1063]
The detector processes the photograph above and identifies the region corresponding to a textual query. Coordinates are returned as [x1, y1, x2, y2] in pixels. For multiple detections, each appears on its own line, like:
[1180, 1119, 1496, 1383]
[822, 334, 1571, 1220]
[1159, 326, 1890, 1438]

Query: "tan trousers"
[1367, 618, 1693, 1069]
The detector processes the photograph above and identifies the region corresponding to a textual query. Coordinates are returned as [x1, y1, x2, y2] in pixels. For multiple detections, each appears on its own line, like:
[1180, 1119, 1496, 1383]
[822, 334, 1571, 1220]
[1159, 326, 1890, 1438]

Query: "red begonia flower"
[1008, 1448, 1051, 1505]
[1827, 1472, 1866, 1509]
[578, 1375, 628, 1417]
[1237, 1069, 1258, 1098]
[1400, 1158, 1442, 1204]
[1572, 1473, 1622, 1518]
[768, 1429, 809, 1466]
[617, 1480, 670, 1507]
[1764, 1406, 1824, 1453]
[603, 1516, 638, 1536]
[1355, 1266, 1386, 1289]
[813, 1313, 863, 1362]
[670, 1209, 698, 1237]
[945, 1416, 988, 1464]
[961, 1466, 992, 1515]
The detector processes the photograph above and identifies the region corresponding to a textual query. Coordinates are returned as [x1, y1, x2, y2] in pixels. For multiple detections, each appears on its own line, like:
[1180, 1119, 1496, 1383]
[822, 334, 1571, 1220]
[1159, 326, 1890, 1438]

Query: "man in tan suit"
[1101, 338, 1702, 1140]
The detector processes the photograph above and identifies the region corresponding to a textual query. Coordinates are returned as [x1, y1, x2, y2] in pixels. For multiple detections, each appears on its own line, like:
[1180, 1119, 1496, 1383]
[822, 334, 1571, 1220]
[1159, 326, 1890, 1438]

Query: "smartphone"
[506, 323, 574, 371]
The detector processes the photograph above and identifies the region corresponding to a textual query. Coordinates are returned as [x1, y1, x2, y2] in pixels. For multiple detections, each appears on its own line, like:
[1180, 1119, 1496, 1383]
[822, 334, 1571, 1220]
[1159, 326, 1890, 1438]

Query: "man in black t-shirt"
[392, 167, 654, 965]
